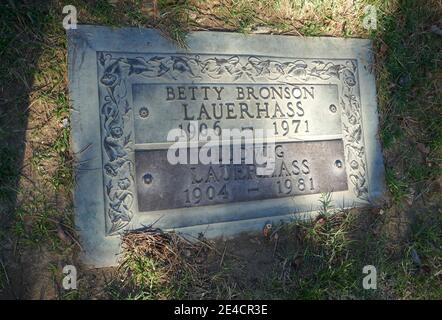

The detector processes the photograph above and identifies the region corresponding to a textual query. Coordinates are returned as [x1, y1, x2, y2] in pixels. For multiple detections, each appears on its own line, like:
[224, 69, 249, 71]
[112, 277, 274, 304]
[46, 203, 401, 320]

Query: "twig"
[0, 258, 16, 299]
[219, 242, 227, 269]
[273, 235, 279, 257]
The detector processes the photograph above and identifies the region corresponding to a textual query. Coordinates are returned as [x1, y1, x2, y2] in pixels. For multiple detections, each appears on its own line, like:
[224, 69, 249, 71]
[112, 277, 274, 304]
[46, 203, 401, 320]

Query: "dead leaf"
[421, 265, 431, 274]
[262, 223, 272, 238]
[292, 256, 303, 269]
[315, 217, 326, 227]
[23, 215, 34, 232]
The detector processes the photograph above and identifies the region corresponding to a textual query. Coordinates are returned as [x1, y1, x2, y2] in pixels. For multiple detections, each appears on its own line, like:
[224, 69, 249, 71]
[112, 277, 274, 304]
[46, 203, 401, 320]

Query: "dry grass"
[116, 228, 215, 299]
[190, 0, 374, 36]
[121, 229, 199, 283]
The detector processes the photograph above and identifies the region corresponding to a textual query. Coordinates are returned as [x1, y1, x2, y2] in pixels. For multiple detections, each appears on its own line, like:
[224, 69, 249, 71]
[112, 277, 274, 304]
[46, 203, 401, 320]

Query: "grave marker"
[68, 26, 385, 267]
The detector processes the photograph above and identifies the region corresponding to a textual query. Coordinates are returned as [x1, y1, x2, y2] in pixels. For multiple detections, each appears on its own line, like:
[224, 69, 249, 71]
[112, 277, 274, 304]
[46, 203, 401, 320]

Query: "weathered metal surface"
[135, 140, 348, 211]
[132, 83, 341, 144]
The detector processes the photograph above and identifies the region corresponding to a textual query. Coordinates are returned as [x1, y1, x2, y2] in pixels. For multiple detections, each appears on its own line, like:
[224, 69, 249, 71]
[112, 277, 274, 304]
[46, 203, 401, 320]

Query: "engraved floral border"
[97, 52, 369, 235]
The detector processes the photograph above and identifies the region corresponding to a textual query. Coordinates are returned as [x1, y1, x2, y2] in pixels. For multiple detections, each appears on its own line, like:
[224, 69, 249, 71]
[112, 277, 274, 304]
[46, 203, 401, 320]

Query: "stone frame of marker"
[68, 26, 385, 267]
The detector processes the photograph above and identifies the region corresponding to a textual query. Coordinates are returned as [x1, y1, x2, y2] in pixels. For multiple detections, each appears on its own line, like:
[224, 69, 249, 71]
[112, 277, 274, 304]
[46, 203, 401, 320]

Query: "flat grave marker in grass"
[68, 25, 385, 267]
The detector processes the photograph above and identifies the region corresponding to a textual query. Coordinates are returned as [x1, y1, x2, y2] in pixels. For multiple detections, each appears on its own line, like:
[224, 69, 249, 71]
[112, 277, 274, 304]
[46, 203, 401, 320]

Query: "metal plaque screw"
[143, 173, 153, 185]
[139, 107, 149, 118]
[329, 104, 337, 113]
[335, 160, 343, 168]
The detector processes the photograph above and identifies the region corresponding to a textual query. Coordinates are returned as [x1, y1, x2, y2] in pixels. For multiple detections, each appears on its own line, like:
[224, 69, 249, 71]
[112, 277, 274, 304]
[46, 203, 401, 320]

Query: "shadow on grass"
[374, 0, 441, 203]
[0, 1, 53, 299]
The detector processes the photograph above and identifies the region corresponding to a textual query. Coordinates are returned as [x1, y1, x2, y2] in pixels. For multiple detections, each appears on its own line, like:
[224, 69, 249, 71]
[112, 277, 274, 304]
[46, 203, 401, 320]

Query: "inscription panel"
[135, 140, 348, 212]
[133, 83, 341, 144]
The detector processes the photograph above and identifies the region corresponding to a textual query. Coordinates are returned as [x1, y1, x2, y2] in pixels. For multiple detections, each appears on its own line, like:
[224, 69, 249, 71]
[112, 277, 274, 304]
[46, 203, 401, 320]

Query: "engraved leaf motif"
[101, 60, 122, 87]
[123, 100, 130, 114]
[254, 60, 285, 80]
[227, 56, 240, 65]
[146, 56, 169, 77]
[150, 56, 165, 62]
[124, 132, 131, 146]
[200, 58, 219, 73]
[232, 73, 243, 81]
[106, 180, 113, 195]
[113, 80, 127, 101]
[284, 60, 308, 78]
[171, 56, 195, 76]
[151, 62, 170, 77]
[350, 174, 368, 199]
[346, 60, 357, 71]
[200, 57, 240, 78]
[326, 65, 343, 78]
[104, 164, 117, 177]
[341, 69, 356, 87]
[101, 99, 118, 119]
[224, 56, 242, 77]
[126, 57, 152, 75]
[99, 52, 106, 67]
[310, 61, 341, 80]
[348, 126, 362, 143]
[247, 57, 275, 77]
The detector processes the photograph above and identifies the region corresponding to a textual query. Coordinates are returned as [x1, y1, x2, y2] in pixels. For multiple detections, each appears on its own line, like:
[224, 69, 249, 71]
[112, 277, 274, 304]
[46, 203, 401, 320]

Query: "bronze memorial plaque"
[135, 140, 348, 212]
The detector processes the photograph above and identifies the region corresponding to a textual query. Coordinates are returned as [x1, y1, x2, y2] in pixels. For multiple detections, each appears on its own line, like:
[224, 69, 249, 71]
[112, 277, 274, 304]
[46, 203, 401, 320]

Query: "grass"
[317, 192, 335, 217]
[375, 0, 442, 203]
[0, 0, 441, 299]
[111, 228, 210, 299]
[0, 146, 20, 202]
[100, 201, 441, 300]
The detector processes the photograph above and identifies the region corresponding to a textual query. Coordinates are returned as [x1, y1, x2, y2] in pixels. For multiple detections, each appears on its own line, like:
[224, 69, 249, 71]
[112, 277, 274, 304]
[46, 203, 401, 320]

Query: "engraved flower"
[237, 62, 258, 80]
[104, 164, 117, 176]
[247, 57, 284, 80]
[118, 178, 131, 190]
[342, 69, 356, 87]
[101, 73, 118, 87]
[104, 128, 126, 161]
[101, 98, 119, 118]
[200, 56, 241, 79]
[100, 60, 122, 87]
[349, 95, 360, 111]
[110, 126, 123, 138]
[348, 115, 357, 125]
[350, 160, 359, 169]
